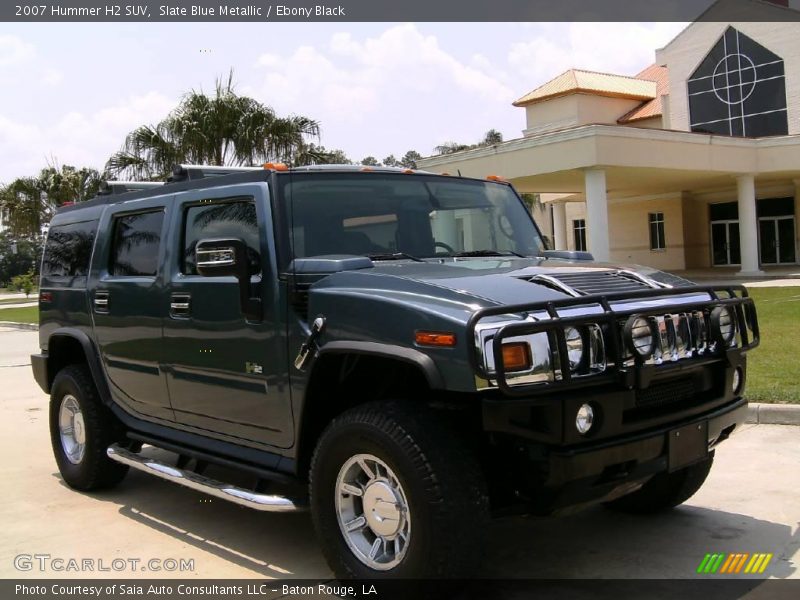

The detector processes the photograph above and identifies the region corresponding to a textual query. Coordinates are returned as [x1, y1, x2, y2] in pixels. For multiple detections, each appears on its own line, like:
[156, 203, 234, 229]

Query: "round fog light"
[576, 403, 594, 435]
[732, 367, 743, 395]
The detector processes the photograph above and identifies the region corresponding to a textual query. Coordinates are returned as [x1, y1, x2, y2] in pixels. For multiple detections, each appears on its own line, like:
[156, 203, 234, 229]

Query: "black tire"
[309, 400, 489, 579]
[605, 455, 714, 514]
[49, 365, 128, 491]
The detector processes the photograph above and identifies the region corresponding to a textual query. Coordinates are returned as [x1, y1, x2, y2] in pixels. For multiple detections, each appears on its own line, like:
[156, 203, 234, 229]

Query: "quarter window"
[572, 219, 587, 252]
[110, 211, 165, 276]
[42, 221, 96, 278]
[649, 212, 666, 251]
[182, 199, 260, 275]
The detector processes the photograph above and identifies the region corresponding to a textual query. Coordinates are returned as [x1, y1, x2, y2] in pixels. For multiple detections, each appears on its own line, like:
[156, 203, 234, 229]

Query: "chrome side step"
[107, 444, 305, 513]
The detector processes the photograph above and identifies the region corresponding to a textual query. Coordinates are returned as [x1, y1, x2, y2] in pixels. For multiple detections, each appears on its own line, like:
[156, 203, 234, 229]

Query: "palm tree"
[106, 72, 322, 180]
[0, 177, 51, 237]
[434, 130, 505, 155]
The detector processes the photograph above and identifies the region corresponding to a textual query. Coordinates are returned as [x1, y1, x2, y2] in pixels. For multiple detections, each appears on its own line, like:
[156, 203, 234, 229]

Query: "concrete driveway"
[0, 327, 797, 580]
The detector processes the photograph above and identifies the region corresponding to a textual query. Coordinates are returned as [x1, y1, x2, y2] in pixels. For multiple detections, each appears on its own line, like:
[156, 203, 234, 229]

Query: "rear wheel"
[605, 455, 714, 514]
[49, 365, 128, 491]
[309, 400, 489, 578]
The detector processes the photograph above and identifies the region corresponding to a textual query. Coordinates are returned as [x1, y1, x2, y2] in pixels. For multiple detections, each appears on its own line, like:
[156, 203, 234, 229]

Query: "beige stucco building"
[417, 1, 800, 275]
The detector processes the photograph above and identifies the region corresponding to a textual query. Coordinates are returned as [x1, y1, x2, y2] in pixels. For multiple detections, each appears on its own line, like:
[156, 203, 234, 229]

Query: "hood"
[309, 257, 690, 310]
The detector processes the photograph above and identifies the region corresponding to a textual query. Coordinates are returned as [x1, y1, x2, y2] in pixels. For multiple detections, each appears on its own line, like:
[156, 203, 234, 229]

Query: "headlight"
[564, 327, 584, 370]
[711, 306, 737, 347]
[624, 316, 656, 358]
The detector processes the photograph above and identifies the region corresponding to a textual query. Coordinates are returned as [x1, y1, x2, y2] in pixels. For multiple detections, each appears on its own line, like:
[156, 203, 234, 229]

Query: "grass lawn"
[0, 305, 38, 324]
[0, 288, 796, 403]
[744, 287, 800, 404]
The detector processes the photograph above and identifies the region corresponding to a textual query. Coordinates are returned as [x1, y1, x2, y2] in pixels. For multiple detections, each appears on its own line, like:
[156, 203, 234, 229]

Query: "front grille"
[536, 271, 655, 296]
[636, 377, 696, 408]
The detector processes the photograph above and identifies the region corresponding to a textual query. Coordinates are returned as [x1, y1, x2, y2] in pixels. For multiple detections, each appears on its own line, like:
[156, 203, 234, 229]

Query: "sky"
[0, 21, 691, 183]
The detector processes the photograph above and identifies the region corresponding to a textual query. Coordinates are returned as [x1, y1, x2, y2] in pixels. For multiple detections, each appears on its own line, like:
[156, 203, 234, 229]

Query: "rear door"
[161, 183, 293, 448]
[90, 196, 174, 421]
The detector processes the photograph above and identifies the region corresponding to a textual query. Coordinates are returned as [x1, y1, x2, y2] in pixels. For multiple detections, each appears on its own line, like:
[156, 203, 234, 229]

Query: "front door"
[161, 183, 293, 448]
[759, 216, 796, 265]
[710, 221, 741, 266]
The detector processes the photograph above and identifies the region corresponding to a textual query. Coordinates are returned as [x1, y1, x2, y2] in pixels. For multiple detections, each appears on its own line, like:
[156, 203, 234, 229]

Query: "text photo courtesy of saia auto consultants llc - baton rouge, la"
[1, 0, 799, 599]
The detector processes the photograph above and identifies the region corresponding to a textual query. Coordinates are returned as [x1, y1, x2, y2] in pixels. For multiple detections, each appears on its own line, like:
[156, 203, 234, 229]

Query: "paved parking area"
[0, 327, 797, 580]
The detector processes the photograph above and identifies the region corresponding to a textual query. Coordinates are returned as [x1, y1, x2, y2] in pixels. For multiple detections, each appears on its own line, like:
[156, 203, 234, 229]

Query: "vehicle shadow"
[484, 505, 798, 579]
[59, 457, 798, 581]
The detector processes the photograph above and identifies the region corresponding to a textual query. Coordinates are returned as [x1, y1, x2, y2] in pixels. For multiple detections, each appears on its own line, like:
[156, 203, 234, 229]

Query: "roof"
[512, 69, 657, 107]
[618, 64, 669, 124]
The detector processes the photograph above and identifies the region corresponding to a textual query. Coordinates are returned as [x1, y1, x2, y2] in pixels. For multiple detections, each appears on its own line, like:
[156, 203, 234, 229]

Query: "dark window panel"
[183, 199, 260, 275]
[709, 202, 739, 221]
[42, 221, 96, 279]
[743, 110, 788, 137]
[110, 211, 164, 277]
[757, 197, 794, 218]
[742, 78, 788, 116]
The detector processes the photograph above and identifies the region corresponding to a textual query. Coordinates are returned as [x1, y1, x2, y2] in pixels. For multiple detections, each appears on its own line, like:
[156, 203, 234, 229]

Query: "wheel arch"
[296, 342, 444, 477]
[45, 328, 111, 404]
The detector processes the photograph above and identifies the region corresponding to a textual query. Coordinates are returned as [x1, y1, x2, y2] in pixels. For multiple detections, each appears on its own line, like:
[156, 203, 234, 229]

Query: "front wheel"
[309, 401, 489, 578]
[605, 455, 714, 514]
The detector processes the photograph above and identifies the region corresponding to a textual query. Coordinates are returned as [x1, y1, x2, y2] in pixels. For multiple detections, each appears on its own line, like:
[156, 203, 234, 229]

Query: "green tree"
[400, 150, 422, 169]
[0, 232, 42, 285]
[106, 71, 321, 180]
[0, 165, 102, 236]
[382, 155, 400, 167]
[294, 144, 352, 166]
[360, 156, 380, 166]
[433, 129, 505, 155]
[10, 269, 36, 297]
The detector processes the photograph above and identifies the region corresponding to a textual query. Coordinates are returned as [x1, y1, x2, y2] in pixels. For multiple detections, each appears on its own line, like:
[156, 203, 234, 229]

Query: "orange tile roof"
[512, 68, 658, 107]
[618, 64, 669, 123]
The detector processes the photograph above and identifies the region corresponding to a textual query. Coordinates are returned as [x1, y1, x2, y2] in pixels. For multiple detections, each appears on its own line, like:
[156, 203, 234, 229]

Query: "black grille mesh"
[635, 377, 697, 408]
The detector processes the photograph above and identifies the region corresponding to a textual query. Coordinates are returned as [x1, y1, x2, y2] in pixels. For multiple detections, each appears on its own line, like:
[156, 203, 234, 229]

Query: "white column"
[552, 202, 567, 250]
[736, 174, 763, 276]
[584, 168, 610, 262]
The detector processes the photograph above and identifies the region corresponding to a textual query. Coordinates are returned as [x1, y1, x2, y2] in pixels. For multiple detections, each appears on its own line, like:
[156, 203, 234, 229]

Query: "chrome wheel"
[58, 395, 86, 465]
[335, 453, 411, 570]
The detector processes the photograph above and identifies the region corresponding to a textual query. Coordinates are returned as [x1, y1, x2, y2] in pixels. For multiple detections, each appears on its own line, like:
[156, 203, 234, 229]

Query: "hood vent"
[525, 270, 661, 297]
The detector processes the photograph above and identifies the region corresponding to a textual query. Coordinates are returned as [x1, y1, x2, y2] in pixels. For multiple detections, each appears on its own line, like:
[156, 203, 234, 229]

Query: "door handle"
[94, 290, 109, 312]
[170, 293, 191, 318]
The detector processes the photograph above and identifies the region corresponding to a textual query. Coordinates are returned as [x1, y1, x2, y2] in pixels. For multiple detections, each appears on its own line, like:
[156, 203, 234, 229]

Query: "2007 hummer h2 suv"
[32, 164, 759, 578]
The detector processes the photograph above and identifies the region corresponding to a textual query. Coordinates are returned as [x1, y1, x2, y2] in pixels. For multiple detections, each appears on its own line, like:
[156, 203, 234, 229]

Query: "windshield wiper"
[449, 249, 528, 258]
[367, 252, 424, 263]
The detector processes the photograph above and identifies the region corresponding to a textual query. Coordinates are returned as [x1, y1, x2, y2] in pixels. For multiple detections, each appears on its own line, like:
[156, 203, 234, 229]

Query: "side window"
[42, 221, 96, 279]
[182, 199, 260, 275]
[649, 212, 666, 251]
[110, 210, 165, 276]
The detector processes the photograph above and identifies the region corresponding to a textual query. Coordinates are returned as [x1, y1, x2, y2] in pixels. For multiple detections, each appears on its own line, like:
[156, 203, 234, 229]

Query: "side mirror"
[195, 238, 262, 321]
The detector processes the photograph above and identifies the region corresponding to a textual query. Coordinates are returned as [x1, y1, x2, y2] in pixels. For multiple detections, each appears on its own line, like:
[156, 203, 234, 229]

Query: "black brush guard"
[467, 284, 759, 397]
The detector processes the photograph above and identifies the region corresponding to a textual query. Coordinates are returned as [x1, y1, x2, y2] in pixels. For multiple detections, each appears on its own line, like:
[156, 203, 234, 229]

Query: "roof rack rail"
[98, 181, 166, 195]
[169, 164, 265, 182]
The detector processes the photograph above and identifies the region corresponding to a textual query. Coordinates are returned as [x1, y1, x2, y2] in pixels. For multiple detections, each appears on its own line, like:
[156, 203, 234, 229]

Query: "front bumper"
[483, 363, 747, 514]
[31, 353, 49, 394]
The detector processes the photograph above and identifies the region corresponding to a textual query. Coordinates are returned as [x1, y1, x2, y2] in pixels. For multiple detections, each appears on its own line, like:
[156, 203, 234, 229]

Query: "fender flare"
[314, 341, 445, 390]
[46, 327, 113, 405]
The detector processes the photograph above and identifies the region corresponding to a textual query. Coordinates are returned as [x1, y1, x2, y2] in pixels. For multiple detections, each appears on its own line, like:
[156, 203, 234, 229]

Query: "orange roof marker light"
[402, 169, 414, 174]
[263, 162, 289, 171]
[486, 175, 504, 181]
[361, 167, 374, 172]
[440, 172, 451, 176]
[415, 331, 457, 347]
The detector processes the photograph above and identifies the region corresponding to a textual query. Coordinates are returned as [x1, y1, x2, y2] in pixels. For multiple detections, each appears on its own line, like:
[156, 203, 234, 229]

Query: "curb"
[0, 321, 38, 331]
[745, 402, 800, 426]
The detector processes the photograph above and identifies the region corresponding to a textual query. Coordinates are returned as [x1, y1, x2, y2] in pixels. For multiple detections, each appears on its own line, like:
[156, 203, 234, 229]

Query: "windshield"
[278, 173, 545, 263]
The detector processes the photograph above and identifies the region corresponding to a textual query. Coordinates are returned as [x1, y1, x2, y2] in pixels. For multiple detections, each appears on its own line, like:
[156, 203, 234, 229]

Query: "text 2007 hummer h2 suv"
[32, 165, 759, 578]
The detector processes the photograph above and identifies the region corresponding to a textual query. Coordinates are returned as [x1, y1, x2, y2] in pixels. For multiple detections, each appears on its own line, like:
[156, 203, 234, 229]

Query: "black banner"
[2, 0, 800, 23]
[5, 579, 800, 600]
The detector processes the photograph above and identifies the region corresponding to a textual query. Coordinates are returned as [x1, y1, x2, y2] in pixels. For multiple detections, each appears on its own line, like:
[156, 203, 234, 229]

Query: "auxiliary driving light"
[732, 367, 744, 395]
[576, 403, 594, 435]
[624, 316, 656, 358]
[564, 327, 585, 371]
[710, 306, 737, 347]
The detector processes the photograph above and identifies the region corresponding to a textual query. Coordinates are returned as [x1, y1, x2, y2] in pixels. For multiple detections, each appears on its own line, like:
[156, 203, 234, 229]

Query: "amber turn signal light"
[501, 342, 532, 372]
[415, 331, 456, 347]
